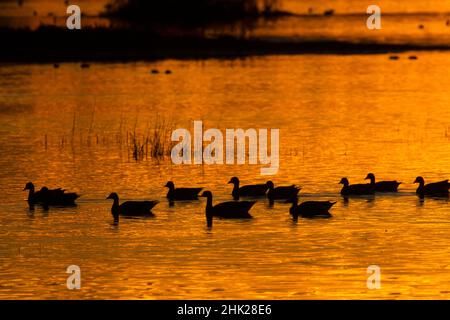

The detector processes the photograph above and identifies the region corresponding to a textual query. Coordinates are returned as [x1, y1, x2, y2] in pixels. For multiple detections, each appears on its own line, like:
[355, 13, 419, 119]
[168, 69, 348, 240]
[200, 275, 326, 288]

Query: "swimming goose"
[200, 191, 254, 227]
[414, 176, 450, 197]
[289, 197, 335, 220]
[228, 177, 268, 200]
[23, 182, 79, 206]
[106, 192, 158, 221]
[339, 177, 374, 196]
[364, 173, 401, 192]
[266, 181, 300, 201]
[164, 181, 202, 201]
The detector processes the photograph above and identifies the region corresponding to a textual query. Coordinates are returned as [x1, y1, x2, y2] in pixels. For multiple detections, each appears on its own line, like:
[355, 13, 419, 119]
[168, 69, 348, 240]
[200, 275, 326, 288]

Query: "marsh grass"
[44, 114, 175, 161]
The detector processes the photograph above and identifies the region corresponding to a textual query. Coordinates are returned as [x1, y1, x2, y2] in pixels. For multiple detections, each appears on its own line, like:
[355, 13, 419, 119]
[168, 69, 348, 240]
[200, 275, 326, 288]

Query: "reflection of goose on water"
[200, 191, 254, 227]
[228, 177, 268, 200]
[365, 173, 401, 192]
[289, 197, 335, 220]
[106, 192, 158, 221]
[164, 181, 202, 201]
[23, 182, 79, 206]
[414, 176, 450, 197]
[339, 177, 374, 196]
[266, 181, 300, 201]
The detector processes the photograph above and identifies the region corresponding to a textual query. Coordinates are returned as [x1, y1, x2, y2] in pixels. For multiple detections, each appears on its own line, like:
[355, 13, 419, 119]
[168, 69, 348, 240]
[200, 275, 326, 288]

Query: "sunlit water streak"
[1, 53, 450, 298]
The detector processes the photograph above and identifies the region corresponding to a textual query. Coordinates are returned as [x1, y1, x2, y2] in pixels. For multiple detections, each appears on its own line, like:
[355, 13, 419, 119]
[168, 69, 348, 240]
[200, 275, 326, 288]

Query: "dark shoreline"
[2, 27, 450, 63]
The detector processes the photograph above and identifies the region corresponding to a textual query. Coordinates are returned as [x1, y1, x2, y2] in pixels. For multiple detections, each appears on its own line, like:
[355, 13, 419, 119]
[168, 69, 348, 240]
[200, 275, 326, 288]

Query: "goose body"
[164, 181, 202, 201]
[228, 177, 268, 200]
[339, 178, 374, 196]
[200, 191, 254, 227]
[365, 173, 401, 192]
[266, 181, 300, 201]
[289, 198, 335, 219]
[414, 176, 450, 197]
[107, 193, 158, 220]
[23, 182, 79, 206]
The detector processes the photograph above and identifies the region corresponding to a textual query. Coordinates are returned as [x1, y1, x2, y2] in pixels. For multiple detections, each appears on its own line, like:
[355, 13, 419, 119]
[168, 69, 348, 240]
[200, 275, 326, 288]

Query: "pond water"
[1, 52, 450, 299]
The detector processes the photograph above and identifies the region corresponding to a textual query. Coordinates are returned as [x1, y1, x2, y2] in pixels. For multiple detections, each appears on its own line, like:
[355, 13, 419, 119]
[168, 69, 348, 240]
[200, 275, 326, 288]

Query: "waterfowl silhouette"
[289, 198, 335, 220]
[23, 182, 79, 206]
[200, 191, 254, 227]
[266, 181, 300, 201]
[339, 178, 374, 196]
[228, 177, 268, 200]
[414, 176, 450, 197]
[164, 181, 202, 201]
[106, 193, 158, 221]
[364, 173, 401, 192]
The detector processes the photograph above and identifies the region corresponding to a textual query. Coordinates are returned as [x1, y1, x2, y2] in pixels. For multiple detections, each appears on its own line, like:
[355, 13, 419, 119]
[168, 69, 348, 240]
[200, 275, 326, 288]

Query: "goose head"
[227, 177, 239, 185]
[339, 177, 349, 187]
[23, 182, 35, 191]
[364, 173, 375, 183]
[106, 192, 119, 201]
[199, 190, 213, 199]
[164, 181, 175, 190]
[266, 181, 275, 190]
[414, 176, 425, 185]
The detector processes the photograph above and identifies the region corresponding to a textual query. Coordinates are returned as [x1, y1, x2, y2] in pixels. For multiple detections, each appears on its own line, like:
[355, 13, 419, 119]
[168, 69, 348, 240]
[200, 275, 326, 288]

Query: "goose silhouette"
[106, 192, 158, 221]
[289, 197, 335, 220]
[164, 181, 202, 201]
[266, 181, 300, 201]
[200, 191, 254, 227]
[339, 177, 374, 196]
[364, 173, 401, 192]
[228, 177, 268, 200]
[414, 176, 450, 197]
[23, 182, 79, 206]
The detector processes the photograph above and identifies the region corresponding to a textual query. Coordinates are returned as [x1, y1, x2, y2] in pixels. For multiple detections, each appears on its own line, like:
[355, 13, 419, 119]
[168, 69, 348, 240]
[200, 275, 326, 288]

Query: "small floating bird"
[323, 9, 334, 16]
[228, 177, 268, 200]
[266, 181, 300, 201]
[80, 63, 90, 68]
[414, 176, 450, 197]
[389, 55, 400, 60]
[150, 69, 159, 74]
[289, 197, 335, 220]
[23, 182, 79, 206]
[364, 173, 401, 192]
[200, 191, 254, 227]
[106, 193, 158, 221]
[164, 181, 202, 201]
[339, 177, 374, 196]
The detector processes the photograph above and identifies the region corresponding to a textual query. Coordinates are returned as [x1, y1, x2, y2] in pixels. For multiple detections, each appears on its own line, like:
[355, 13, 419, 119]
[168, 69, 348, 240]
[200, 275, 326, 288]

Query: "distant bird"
[266, 181, 300, 201]
[164, 181, 202, 201]
[339, 177, 374, 196]
[200, 191, 254, 227]
[289, 197, 335, 220]
[228, 177, 268, 200]
[414, 177, 450, 197]
[165, 70, 172, 74]
[80, 63, 90, 68]
[23, 182, 79, 207]
[408, 56, 418, 60]
[389, 55, 400, 60]
[106, 192, 158, 221]
[364, 173, 401, 192]
[150, 69, 159, 74]
[418, 24, 425, 29]
[323, 9, 334, 16]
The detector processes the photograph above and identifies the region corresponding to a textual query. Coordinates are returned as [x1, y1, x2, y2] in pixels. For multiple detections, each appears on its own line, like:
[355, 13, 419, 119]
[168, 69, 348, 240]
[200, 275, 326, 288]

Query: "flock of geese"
[23, 174, 450, 227]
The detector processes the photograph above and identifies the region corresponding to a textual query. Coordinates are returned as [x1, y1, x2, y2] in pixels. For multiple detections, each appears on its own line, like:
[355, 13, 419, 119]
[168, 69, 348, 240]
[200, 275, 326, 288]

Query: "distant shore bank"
[2, 27, 450, 63]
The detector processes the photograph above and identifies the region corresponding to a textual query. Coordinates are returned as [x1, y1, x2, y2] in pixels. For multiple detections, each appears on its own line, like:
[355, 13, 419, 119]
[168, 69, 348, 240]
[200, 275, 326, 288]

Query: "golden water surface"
[1, 52, 450, 299]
